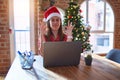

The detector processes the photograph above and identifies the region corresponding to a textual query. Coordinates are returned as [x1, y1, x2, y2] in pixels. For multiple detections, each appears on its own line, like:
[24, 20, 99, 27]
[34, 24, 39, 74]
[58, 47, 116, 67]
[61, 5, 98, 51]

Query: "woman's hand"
[38, 21, 47, 56]
[64, 21, 74, 36]
[64, 21, 74, 41]
[39, 21, 47, 35]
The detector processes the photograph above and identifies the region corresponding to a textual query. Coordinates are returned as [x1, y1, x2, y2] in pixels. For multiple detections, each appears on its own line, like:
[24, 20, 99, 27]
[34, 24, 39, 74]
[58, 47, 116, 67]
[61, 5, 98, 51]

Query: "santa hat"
[43, 6, 61, 22]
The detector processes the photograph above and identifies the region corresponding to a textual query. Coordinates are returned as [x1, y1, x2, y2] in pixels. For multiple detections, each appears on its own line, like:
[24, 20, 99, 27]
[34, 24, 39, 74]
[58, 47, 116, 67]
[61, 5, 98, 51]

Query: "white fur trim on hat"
[43, 13, 61, 22]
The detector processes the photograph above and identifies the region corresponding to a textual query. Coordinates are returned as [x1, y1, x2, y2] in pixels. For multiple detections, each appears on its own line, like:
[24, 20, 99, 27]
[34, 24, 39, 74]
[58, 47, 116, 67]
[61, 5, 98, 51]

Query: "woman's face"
[49, 16, 61, 31]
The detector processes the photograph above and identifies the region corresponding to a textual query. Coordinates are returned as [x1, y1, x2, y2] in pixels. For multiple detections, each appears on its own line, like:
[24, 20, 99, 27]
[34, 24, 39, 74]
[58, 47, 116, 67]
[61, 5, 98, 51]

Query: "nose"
[54, 20, 58, 23]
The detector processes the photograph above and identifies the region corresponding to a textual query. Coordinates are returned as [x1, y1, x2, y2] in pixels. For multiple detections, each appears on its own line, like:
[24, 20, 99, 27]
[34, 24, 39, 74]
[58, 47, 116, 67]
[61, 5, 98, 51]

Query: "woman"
[38, 6, 73, 56]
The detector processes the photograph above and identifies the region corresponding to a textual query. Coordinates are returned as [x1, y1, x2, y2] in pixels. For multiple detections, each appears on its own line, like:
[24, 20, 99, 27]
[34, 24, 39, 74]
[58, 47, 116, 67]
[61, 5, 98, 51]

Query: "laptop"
[43, 41, 82, 67]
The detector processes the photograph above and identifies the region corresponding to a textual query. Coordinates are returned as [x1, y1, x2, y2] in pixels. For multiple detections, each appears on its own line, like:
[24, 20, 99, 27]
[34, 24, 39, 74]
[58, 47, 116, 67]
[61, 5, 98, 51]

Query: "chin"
[52, 29, 59, 31]
[52, 28, 59, 31]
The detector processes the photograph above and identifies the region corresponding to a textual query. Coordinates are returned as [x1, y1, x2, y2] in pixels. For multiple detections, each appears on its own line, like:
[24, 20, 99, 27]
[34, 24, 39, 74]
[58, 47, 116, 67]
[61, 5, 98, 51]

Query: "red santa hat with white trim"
[43, 6, 61, 22]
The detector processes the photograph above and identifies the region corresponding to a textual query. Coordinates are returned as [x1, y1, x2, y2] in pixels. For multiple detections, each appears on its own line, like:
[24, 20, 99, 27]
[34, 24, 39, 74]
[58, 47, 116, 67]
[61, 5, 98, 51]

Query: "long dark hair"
[45, 20, 65, 41]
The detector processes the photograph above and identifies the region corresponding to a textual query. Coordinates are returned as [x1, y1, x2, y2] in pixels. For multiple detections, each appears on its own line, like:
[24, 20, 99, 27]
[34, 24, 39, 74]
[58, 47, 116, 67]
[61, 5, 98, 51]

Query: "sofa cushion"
[106, 49, 120, 63]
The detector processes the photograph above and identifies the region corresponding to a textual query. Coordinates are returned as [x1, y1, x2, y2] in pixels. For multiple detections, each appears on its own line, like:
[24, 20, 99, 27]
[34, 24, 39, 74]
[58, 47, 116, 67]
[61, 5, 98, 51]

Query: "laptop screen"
[43, 41, 82, 67]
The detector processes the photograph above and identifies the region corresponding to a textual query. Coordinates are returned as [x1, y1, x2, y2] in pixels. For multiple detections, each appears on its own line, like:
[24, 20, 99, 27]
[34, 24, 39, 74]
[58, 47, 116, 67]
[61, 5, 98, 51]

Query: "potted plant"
[84, 50, 93, 66]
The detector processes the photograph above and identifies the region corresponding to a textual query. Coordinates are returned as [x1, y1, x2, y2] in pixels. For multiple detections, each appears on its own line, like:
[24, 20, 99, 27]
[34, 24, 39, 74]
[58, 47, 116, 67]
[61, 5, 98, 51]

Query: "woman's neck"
[52, 30, 58, 39]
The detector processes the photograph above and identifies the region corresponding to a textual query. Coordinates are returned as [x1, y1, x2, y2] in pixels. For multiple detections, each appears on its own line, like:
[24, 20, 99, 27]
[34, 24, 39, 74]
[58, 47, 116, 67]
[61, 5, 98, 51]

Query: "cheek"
[58, 22, 61, 26]
[49, 22, 56, 30]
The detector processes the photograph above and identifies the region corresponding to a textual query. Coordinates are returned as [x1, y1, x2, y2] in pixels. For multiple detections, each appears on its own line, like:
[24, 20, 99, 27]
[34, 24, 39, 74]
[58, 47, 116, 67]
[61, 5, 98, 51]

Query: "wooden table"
[5, 54, 120, 80]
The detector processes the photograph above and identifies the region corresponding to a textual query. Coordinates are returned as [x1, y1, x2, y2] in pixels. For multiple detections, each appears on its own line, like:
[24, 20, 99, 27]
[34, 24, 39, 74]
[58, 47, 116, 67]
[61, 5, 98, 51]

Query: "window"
[9, 0, 35, 58]
[14, 0, 30, 52]
[81, 0, 114, 53]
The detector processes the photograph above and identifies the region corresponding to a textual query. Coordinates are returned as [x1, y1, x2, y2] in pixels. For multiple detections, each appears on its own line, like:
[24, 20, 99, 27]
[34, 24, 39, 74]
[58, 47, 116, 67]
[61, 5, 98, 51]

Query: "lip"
[52, 25, 59, 27]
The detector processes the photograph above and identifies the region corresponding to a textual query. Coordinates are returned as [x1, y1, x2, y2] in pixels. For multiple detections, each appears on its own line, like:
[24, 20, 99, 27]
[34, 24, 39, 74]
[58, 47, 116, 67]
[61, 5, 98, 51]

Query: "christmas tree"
[63, 0, 92, 51]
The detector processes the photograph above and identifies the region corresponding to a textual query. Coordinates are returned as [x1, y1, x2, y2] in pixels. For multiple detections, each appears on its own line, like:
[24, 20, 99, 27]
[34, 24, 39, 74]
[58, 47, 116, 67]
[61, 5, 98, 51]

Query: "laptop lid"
[43, 41, 82, 67]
